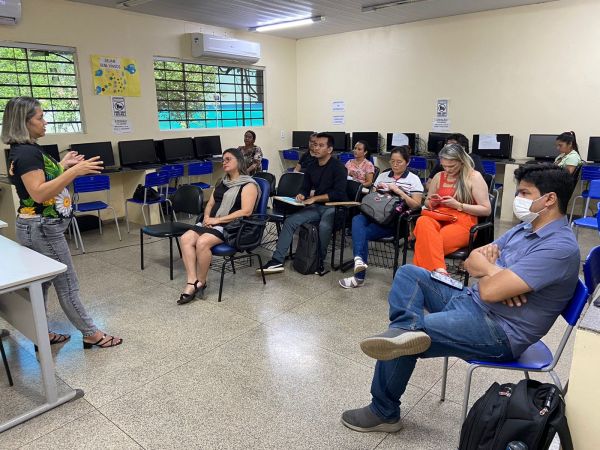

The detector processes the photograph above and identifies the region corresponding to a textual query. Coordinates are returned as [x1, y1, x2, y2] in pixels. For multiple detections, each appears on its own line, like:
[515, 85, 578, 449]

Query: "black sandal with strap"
[83, 334, 123, 349]
[34, 332, 71, 352]
[178, 280, 200, 305]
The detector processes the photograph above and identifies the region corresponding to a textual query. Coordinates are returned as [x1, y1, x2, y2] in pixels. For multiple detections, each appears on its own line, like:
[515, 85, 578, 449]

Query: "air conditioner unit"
[0, 0, 21, 25]
[190, 33, 261, 64]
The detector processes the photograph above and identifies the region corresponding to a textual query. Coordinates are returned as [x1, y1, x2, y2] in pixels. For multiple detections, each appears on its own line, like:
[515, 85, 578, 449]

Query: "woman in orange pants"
[413, 143, 491, 272]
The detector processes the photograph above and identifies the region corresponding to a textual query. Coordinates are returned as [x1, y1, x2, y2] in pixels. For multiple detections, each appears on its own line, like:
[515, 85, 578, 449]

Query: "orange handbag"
[420, 208, 458, 223]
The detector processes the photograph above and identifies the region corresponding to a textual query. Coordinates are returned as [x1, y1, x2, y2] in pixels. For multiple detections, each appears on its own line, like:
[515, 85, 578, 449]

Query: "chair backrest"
[188, 161, 213, 176]
[338, 152, 354, 164]
[561, 279, 589, 326]
[282, 149, 300, 161]
[276, 172, 304, 197]
[408, 156, 427, 171]
[261, 158, 269, 171]
[160, 164, 184, 179]
[171, 185, 204, 216]
[588, 178, 600, 199]
[347, 179, 363, 202]
[253, 172, 276, 197]
[252, 176, 270, 215]
[373, 166, 381, 182]
[472, 193, 496, 248]
[482, 173, 495, 193]
[581, 165, 600, 181]
[583, 245, 600, 297]
[73, 175, 110, 193]
[145, 171, 170, 188]
[481, 160, 497, 175]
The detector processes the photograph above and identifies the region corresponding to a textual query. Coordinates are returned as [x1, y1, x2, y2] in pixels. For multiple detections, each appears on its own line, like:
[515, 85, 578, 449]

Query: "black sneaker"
[257, 259, 284, 274]
[314, 264, 329, 276]
[341, 405, 402, 433]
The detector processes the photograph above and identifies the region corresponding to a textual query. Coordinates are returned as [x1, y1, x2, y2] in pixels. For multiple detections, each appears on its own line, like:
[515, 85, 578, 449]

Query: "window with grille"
[0, 43, 82, 133]
[154, 58, 264, 130]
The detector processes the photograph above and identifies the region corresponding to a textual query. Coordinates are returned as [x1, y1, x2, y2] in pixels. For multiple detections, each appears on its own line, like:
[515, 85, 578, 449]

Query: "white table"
[0, 235, 83, 432]
[0, 219, 7, 229]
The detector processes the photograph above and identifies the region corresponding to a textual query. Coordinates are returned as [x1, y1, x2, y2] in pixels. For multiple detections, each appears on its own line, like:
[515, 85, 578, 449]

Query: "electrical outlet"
[280, 130, 285, 140]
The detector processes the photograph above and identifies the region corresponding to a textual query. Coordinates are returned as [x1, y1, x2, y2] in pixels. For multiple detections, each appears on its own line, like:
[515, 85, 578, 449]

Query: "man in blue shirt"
[342, 164, 580, 433]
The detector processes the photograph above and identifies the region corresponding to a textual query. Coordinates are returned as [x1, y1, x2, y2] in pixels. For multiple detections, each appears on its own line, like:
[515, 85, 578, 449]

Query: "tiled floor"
[0, 219, 597, 449]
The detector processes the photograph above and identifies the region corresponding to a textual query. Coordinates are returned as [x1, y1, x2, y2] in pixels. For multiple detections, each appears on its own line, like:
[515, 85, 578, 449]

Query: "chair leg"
[72, 217, 85, 254]
[141, 204, 149, 226]
[98, 211, 103, 235]
[569, 196, 580, 224]
[463, 272, 470, 286]
[140, 229, 144, 270]
[218, 258, 227, 302]
[524, 370, 530, 380]
[231, 259, 236, 274]
[71, 220, 79, 249]
[125, 201, 130, 233]
[175, 237, 182, 258]
[0, 335, 14, 387]
[255, 254, 266, 285]
[109, 206, 122, 241]
[169, 237, 173, 281]
[440, 357, 449, 401]
[549, 370, 563, 392]
[461, 364, 479, 424]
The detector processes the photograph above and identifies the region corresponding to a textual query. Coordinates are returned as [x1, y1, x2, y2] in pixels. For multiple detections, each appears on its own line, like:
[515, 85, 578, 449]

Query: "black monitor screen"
[292, 131, 314, 149]
[527, 134, 559, 160]
[472, 134, 513, 160]
[118, 139, 158, 166]
[386, 133, 416, 152]
[587, 137, 600, 163]
[71, 141, 115, 167]
[194, 136, 222, 158]
[352, 132, 379, 154]
[324, 132, 348, 151]
[428, 132, 453, 153]
[162, 138, 194, 162]
[41, 144, 60, 162]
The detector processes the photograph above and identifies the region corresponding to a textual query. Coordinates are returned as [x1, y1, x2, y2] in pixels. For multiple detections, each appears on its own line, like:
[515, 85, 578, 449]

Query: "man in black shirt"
[259, 133, 348, 274]
[294, 133, 317, 172]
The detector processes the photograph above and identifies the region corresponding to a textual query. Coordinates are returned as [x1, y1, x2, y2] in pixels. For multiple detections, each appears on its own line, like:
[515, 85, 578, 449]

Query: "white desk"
[0, 219, 7, 228]
[0, 235, 83, 432]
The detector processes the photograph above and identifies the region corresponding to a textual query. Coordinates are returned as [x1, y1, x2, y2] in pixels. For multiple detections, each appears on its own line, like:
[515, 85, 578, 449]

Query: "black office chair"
[1, 329, 14, 387]
[254, 172, 276, 198]
[140, 185, 204, 280]
[482, 173, 495, 194]
[263, 172, 305, 250]
[446, 193, 497, 284]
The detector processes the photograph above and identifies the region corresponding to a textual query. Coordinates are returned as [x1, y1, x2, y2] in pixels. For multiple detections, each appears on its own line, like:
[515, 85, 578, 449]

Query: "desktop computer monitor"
[194, 136, 222, 159]
[587, 137, 600, 163]
[292, 131, 314, 149]
[427, 132, 453, 154]
[118, 139, 159, 166]
[527, 134, 559, 161]
[160, 138, 195, 162]
[472, 134, 513, 160]
[351, 132, 379, 154]
[71, 141, 115, 167]
[41, 144, 61, 162]
[324, 132, 348, 151]
[386, 133, 417, 152]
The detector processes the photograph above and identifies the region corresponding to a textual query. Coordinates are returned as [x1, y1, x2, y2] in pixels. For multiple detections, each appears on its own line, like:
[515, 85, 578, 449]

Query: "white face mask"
[513, 194, 547, 224]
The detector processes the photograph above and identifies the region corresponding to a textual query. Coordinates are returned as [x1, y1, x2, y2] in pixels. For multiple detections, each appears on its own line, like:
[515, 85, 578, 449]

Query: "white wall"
[296, 0, 600, 159]
[1, 0, 297, 175]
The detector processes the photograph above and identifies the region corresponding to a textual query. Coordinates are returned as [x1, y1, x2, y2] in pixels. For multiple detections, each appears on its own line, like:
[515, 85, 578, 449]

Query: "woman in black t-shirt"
[178, 148, 259, 304]
[2, 96, 122, 349]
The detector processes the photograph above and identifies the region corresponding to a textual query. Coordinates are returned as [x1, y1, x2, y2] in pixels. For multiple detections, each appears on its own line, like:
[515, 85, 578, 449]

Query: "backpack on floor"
[293, 223, 320, 275]
[459, 379, 573, 450]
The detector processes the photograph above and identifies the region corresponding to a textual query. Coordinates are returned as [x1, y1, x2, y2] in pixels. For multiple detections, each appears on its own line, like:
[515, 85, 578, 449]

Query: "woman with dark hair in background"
[237, 129, 263, 175]
[178, 148, 259, 304]
[2, 96, 122, 349]
[345, 140, 375, 188]
[414, 143, 491, 273]
[554, 131, 582, 175]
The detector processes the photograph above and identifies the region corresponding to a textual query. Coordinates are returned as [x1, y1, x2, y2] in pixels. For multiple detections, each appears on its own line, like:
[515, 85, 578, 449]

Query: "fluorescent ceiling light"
[362, 0, 428, 13]
[117, 0, 153, 7]
[250, 16, 324, 32]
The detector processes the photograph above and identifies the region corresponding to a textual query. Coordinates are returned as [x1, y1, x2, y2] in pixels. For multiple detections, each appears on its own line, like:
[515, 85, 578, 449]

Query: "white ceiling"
[67, 0, 558, 39]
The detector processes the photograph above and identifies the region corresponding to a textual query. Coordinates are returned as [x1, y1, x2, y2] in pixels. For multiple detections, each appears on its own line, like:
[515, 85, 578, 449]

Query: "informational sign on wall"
[91, 55, 141, 97]
[111, 96, 132, 133]
[432, 98, 450, 131]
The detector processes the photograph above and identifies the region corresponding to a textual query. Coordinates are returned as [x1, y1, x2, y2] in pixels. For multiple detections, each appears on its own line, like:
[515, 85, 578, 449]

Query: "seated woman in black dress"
[178, 148, 260, 304]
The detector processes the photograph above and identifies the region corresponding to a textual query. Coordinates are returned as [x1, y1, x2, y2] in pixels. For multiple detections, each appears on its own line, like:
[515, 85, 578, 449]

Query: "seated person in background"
[413, 143, 490, 273]
[341, 164, 580, 433]
[345, 140, 375, 188]
[554, 131, 582, 175]
[237, 129, 263, 175]
[339, 146, 423, 289]
[425, 133, 486, 190]
[259, 133, 347, 274]
[178, 148, 259, 304]
[294, 133, 317, 172]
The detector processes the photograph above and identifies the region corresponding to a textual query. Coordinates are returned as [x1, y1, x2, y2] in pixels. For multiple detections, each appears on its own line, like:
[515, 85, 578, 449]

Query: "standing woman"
[2, 97, 122, 349]
[554, 131, 582, 175]
[413, 143, 491, 273]
[237, 129, 263, 175]
[345, 140, 375, 188]
[178, 148, 259, 304]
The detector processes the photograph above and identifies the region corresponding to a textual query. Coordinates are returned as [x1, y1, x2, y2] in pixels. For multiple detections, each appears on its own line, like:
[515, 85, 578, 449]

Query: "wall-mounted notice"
[332, 115, 345, 125]
[332, 100, 345, 112]
[479, 134, 501, 150]
[391, 133, 409, 146]
[432, 98, 450, 131]
[111, 96, 132, 133]
[91, 55, 141, 97]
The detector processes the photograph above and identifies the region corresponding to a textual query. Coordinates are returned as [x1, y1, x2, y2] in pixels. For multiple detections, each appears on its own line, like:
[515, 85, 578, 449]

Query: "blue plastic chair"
[159, 164, 184, 196]
[72, 175, 122, 252]
[440, 279, 589, 423]
[187, 161, 213, 190]
[337, 152, 354, 164]
[125, 171, 171, 233]
[569, 165, 600, 222]
[571, 179, 600, 239]
[211, 177, 270, 302]
[408, 156, 428, 182]
[282, 149, 300, 161]
[261, 158, 269, 172]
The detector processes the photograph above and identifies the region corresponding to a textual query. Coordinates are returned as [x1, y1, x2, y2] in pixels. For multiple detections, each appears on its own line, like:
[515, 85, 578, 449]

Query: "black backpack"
[292, 223, 320, 275]
[459, 379, 573, 450]
[133, 184, 160, 202]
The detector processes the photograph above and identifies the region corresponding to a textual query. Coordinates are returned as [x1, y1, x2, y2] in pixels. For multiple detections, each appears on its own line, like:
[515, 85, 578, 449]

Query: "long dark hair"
[556, 131, 579, 154]
[223, 148, 248, 175]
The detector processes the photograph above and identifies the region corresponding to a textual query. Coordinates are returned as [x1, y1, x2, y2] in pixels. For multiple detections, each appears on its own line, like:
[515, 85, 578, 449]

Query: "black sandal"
[178, 280, 200, 305]
[83, 334, 123, 349]
[34, 332, 71, 352]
